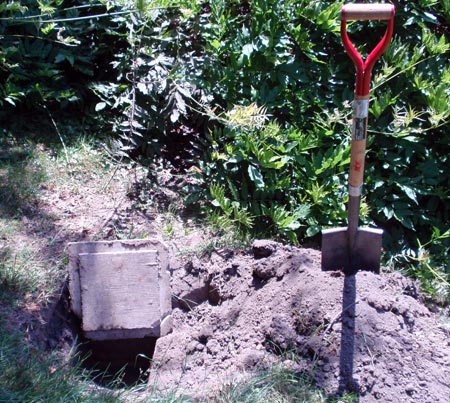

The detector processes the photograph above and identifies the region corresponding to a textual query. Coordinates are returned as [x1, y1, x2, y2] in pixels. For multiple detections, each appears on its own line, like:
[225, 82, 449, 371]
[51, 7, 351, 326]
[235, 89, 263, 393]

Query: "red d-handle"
[341, 4, 395, 96]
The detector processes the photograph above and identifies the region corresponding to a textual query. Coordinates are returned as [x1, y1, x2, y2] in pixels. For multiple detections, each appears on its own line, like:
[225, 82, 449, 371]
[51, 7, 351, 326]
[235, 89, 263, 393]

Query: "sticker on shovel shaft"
[353, 99, 369, 118]
[353, 118, 367, 140]
[353, 160, 363, 172]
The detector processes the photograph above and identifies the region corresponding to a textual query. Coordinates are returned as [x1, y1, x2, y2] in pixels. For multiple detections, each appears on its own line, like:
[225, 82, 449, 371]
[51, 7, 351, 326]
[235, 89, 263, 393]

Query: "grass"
[211, 367, 357, 403]
[0, 243, 64, 303]
[0, 137, 109, 216]
[0, 147, 47, 216]
[0, 327, 137, 403]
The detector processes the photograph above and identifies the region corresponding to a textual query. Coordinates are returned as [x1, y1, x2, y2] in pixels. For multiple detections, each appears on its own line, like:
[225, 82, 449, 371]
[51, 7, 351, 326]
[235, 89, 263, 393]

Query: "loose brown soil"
[2, 161, 449, 402]
[152, 240, 450, 402]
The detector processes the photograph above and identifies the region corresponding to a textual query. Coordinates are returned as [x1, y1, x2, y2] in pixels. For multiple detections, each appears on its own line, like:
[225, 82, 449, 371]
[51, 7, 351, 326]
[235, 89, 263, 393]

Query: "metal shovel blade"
[321, 227, 383, 274]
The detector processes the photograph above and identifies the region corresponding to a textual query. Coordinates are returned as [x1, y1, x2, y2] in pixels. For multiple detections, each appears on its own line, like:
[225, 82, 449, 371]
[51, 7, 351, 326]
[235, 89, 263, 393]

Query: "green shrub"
[191, 103, 354, 243]
[0, 0, 125, 138]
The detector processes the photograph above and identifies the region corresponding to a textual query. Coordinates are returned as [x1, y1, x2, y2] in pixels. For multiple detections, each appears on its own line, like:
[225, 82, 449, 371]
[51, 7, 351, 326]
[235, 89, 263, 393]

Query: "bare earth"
[5, 163, 450, 403]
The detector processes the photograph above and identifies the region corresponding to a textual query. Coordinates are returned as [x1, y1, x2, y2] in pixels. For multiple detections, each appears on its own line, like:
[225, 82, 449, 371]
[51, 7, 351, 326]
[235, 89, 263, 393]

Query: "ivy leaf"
[55, 52, 74, 66]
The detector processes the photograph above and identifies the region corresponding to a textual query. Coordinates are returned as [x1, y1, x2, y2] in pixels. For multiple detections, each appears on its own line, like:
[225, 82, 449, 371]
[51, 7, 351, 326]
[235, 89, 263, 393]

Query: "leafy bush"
[0, 0, 125, 138]
[193, 103, 354, 243]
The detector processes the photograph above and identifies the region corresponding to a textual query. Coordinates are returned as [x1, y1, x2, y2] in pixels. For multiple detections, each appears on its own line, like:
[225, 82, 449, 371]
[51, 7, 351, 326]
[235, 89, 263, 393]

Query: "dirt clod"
[252, 239, 279, 258]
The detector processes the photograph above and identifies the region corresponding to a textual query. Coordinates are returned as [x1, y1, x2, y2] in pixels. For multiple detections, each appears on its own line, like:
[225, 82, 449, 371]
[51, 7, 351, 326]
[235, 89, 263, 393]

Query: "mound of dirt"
[149, 240, 450, 402]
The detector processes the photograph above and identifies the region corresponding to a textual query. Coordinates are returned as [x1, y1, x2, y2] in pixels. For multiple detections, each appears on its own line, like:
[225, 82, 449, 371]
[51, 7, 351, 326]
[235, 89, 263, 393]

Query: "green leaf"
[95, 102, 107, 112]
[306, 224, 321, 237]
[398, 184, 419, 205]
[247, 165, 265, 188]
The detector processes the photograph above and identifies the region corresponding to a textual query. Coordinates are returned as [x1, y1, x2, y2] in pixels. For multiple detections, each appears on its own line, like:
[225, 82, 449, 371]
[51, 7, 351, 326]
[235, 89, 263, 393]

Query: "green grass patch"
[212, 367, 357, 403]
[0, 147, 47, 216]
[0, 136, 113, 218]
[0, 244, 63, 303]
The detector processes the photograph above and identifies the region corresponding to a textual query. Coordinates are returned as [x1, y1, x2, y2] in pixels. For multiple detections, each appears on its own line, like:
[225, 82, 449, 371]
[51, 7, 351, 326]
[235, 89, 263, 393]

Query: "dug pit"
[42, 284, 157, 386]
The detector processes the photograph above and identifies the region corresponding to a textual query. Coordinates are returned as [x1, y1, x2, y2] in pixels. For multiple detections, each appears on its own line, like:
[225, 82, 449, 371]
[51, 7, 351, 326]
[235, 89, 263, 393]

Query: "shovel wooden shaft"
[349, 95, 369, 194]
[348, 97, 369, 245]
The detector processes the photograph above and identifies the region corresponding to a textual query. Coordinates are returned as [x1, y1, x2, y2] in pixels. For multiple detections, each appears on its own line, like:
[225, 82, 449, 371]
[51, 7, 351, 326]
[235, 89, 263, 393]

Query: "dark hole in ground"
[76, 336, 157, 387]
[46, 282, 157, 387]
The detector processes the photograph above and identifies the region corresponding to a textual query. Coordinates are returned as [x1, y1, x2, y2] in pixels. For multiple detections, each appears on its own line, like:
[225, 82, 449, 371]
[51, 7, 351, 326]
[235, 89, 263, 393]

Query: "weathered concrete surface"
[68, 239, 172, 340]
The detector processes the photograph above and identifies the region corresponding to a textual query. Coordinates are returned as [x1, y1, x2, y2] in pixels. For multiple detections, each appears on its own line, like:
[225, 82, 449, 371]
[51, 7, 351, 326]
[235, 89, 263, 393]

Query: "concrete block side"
[156, 243, 172, 328]
[68, 239, 166, 318]
[67, 239, 173, 340]
[67, 242, 82, 317]
[79, 250, 160, 332]
[85, 328, 157, 341]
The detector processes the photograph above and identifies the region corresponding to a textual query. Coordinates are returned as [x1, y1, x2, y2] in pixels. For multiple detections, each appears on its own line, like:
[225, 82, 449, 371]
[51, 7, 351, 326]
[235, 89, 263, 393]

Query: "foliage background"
[1, 0, 449, 300]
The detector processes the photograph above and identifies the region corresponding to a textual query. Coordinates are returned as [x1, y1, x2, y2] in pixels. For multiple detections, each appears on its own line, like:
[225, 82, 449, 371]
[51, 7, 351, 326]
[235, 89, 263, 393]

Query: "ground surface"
[2, 159, 450, 402]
